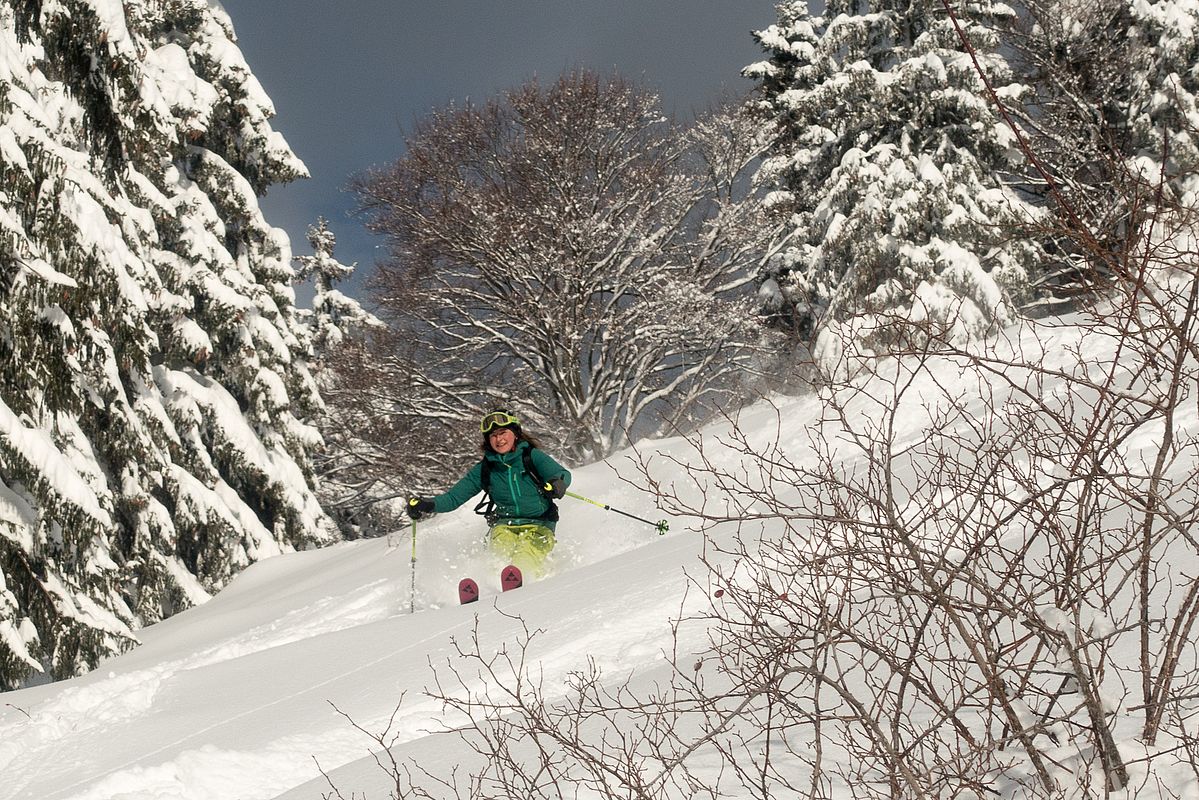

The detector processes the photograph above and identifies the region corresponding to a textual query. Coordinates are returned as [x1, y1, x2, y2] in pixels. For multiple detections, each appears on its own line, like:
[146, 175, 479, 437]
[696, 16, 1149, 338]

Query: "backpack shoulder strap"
[524, 446, 560, 523]
[478, 455, 493, 492]
[521, 445, 545, 488]
[472, 446, 554, 524]
[472, 456, 495, 520]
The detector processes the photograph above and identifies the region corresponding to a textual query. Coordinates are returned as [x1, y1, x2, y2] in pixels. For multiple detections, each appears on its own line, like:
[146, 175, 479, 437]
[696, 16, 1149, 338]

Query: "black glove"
[543, 479, 567, 500]
[407, 497, 435, 520]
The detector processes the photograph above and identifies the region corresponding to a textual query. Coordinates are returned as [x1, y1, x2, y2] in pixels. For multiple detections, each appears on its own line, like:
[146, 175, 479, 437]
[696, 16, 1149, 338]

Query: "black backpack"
[472, 446, 559, 525]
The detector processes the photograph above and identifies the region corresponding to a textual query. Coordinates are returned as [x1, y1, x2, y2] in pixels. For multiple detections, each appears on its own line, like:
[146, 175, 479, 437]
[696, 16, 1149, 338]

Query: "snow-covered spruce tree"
[996, 0, 1199, 301]
[0, 0, 334, 688]
[356, 71, 771, 463]
[293, 218, 391, 538]
[295, 217, 381, 356]
[746, 0, 1043, 359]
[1126, 0, 1199, 199]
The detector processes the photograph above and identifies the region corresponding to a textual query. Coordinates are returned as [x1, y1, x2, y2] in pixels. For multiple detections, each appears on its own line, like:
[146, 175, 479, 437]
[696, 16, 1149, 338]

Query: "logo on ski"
[458, 577, 479, 604]
[501, 565, 523, 591]
[458, 566, 522, 604]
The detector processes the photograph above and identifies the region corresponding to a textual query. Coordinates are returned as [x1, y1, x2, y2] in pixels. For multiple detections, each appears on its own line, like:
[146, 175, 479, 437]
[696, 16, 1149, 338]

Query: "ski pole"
[409, 516, 417, 615]
[561, 489, 669, 535]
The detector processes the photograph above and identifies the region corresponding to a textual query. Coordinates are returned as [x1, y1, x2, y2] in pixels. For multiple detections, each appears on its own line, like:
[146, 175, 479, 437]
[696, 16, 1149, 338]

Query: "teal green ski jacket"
[431, 441, 571, 527]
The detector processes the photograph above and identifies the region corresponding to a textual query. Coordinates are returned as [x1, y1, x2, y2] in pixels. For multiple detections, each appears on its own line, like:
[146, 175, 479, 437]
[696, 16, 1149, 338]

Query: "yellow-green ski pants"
[489, 524, 556, 577]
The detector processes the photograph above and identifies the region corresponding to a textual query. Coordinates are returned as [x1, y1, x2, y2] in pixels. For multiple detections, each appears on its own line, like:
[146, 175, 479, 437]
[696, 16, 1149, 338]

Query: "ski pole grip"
[566, 490, 607, 510]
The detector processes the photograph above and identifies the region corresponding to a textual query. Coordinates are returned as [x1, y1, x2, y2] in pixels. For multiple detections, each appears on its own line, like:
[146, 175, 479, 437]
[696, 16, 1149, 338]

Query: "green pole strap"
[563, 490, 669, 536]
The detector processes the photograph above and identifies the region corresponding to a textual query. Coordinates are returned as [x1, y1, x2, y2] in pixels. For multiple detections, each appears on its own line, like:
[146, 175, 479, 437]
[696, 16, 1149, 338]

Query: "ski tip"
[501, 564, 523, 591]
[458, 577, 480, 604]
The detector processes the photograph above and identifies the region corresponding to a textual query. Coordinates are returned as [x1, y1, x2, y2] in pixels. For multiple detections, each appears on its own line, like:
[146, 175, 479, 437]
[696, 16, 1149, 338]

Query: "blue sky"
[214, 0, 777, 301]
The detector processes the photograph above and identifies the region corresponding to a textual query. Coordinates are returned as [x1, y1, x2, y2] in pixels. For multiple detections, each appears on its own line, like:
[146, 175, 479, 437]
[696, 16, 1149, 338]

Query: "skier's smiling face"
[488, 427, 517, 454]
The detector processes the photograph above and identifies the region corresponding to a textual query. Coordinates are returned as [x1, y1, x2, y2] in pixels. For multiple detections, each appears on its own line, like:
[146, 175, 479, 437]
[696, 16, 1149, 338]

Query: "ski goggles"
[480, 411, 521, 433]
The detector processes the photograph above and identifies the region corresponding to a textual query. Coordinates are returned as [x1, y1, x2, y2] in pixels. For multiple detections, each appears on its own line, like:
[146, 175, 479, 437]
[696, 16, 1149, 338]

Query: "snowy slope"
[2, 310, 1197, 799]
[0, 450, 713, 800]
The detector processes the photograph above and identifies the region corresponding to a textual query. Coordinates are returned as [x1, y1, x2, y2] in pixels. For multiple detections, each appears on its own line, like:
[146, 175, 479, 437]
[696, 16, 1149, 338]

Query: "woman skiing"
[406, 409, 571, 578]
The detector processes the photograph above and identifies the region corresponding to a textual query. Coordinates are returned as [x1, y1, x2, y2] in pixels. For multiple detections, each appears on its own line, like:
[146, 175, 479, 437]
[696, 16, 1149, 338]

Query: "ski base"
[459, 566, 522, 604]
[458, 577, 479, 604]
[501, 564, 523, 592]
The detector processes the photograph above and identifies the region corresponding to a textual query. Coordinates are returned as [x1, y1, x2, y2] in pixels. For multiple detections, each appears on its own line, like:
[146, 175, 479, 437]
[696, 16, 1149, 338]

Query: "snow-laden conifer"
[293, 218, 387, 537]
[1128, 0, 1199, 200]
[295, 217, 382, 354]
[746, 0, 1043, 360]
[1001, 0, 1199, 297]
[0, 0, 334, 688]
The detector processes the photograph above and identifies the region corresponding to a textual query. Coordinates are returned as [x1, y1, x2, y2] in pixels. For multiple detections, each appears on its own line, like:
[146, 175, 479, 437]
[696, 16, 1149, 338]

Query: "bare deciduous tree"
[354, 71, 777, 463]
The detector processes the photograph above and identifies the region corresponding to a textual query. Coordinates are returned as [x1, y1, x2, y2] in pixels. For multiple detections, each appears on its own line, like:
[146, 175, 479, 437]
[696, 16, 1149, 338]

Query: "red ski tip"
[501, 565, 523, 592]
[458, 577, 479, 604]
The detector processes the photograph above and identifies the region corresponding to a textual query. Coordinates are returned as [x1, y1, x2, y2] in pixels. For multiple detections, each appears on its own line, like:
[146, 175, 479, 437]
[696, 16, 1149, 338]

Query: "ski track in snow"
[0, 520, 705, 800]
[46, 620, 479, 799]
[0, 576, 400, 775]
